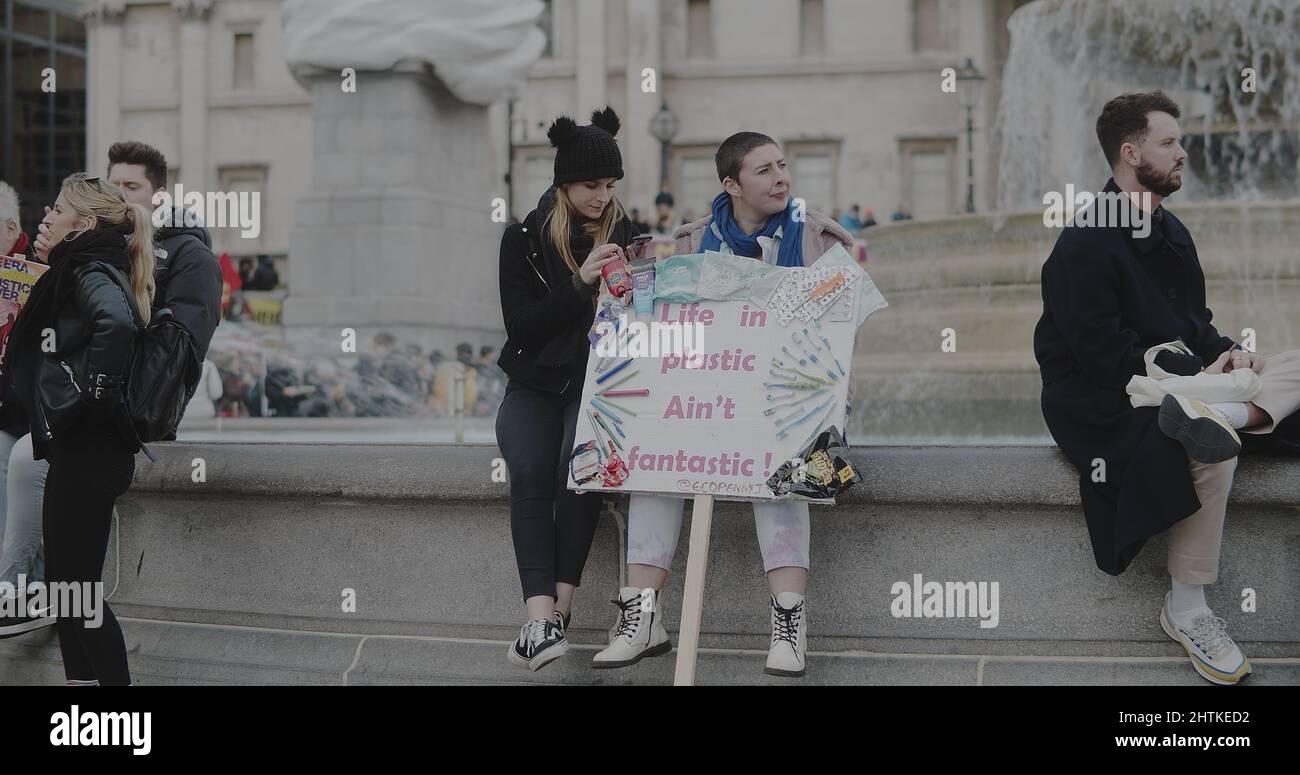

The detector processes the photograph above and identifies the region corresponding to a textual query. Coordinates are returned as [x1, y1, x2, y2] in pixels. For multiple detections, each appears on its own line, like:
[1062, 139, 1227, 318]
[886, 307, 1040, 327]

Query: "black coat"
[496, 189, 638, 394]
[7, 230, 144, 459]
[1034, 178, 1238, 575]
[154, 212, 222, 362]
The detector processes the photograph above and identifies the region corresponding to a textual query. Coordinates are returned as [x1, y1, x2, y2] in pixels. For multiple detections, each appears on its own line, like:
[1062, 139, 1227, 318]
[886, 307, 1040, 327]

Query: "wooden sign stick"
[672, 493, 714, 686]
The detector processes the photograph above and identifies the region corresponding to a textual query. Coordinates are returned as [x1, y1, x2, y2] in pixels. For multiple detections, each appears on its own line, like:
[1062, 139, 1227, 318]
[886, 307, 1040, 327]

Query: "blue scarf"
[699, 191, 806, 267]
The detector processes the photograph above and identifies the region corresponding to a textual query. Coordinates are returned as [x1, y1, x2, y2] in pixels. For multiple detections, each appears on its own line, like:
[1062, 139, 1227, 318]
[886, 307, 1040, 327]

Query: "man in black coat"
[105, 141, 222, 363]
[1035, 91, 1300, 686]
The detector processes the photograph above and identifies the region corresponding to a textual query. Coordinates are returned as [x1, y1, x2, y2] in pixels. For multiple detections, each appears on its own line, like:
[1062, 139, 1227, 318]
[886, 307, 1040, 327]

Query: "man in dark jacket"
[1035, 91, 1300, 685]
[105, 141, 222, 362]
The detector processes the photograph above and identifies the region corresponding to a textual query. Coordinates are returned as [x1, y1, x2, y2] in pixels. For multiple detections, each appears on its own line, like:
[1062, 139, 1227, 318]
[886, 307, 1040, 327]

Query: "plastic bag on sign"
[698, 251, 785, 301]
[764, 426, 861, 500]
[652, 254, 704, 304]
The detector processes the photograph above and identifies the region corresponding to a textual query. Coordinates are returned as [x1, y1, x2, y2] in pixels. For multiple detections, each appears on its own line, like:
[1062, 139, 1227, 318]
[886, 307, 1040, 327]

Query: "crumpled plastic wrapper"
[765, 426, 861, 501]
[570, 440, 603, 486]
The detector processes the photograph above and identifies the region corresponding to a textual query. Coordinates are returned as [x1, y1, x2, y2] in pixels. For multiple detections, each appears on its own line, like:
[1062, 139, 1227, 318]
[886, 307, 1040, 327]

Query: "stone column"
[173, 0, 212, 195]
[624, 0, 662, 212]
[280, 0, 544, 355]
[281, 66, 501, 353]
[81, 0, 125, 172]
[574, 0, 607, 113]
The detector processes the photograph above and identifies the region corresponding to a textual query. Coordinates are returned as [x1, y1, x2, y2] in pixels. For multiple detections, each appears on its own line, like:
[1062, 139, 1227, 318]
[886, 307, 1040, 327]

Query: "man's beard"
[1136, 160, 1182, 197]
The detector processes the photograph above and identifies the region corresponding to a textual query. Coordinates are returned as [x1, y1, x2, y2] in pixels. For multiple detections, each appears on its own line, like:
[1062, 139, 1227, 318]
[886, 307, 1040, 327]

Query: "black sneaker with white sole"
[0, 606, 56, 639]
[507, 618, 569, 672]
[1158, 394, 1242, 463]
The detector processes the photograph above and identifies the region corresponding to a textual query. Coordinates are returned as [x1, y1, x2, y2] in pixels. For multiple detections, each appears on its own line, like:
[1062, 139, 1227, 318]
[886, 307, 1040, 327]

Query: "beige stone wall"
[85, 0, 311, 259]
[499, 0, 1003, 222]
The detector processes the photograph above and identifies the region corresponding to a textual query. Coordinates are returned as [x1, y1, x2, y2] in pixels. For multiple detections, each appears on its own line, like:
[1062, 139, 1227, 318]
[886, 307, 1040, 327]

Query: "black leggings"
[43, 429, 135, 686]
[495, 381, 603, 601]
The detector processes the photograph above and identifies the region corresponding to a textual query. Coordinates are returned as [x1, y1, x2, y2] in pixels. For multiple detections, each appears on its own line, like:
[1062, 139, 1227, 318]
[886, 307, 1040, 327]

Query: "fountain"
[996, 0, 1300, 206]
[849, 0, 1300, 443]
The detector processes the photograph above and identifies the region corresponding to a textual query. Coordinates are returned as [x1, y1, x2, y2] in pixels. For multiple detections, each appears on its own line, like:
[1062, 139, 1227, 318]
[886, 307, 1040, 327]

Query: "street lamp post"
[505, 99, 516, 220]
[648, 101, 680, 193]
[956, 58, 986, 214]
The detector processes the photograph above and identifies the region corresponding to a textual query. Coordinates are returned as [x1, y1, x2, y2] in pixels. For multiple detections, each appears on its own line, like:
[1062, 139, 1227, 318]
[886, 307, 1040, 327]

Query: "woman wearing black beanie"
[495, 107, 639, 671]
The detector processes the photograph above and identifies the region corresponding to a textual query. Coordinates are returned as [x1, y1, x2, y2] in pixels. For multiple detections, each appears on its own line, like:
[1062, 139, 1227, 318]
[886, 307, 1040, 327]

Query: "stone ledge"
[131, 442, 1300, 508]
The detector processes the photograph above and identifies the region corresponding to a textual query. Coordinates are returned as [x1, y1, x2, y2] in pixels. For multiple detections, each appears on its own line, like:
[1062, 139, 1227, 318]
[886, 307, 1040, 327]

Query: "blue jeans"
[0, 431, 49, 593]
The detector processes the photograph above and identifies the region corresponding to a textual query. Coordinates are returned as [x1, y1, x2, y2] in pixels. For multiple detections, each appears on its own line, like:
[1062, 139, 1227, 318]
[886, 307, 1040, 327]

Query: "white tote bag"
[1126, 341, 1260, 408]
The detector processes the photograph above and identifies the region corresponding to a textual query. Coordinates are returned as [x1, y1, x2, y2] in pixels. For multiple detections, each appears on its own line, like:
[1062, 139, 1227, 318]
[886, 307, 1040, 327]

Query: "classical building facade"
[76, 0, 1031, 268]
[81, 0, 310, 262]
[497, 0, 1033, 223]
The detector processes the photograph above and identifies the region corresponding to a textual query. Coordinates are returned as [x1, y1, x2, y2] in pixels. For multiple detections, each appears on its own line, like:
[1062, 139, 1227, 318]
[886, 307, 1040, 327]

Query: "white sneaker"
[591, 587, 671, 669]
[765, 592, 807, 677]
[506, 618, 569, 672]
[1160, 593, 1251, 685]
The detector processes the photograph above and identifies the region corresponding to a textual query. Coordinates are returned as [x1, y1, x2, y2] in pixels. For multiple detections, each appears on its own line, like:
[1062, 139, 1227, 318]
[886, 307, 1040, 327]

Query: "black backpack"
[100, 264, 201, 454]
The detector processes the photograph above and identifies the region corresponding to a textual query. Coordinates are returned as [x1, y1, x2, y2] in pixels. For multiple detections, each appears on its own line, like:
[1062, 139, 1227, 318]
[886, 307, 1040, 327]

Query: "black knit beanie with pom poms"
[548, 107, 624, 187]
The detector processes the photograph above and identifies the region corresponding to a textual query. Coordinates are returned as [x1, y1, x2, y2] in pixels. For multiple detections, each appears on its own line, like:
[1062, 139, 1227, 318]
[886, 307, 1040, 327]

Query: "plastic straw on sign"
[599, 388, 649, 399]
[588, 408, 612, 450]
[593, 412, 625, 450]
[587, 410, 609, 454]
[793, 402, 837, 453]
[588, 413, 606, 463]
[594, 396, 637, 417]
[591, 399, 624, 428]
[597, 369, 640, 393]
[776, 397, 834, 439]
[766, 391, 796, 402]
[774, 404, 806, 426]
[596, 359, 634, 385]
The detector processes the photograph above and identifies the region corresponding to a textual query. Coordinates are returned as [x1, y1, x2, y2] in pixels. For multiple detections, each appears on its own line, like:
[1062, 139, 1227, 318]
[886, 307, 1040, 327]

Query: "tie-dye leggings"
[626, 493, 810, 573]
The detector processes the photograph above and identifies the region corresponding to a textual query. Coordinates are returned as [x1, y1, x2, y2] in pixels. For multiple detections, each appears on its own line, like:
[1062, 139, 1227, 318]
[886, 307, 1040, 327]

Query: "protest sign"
[567, 244, 886, 503]
[0, 255, 50, 401]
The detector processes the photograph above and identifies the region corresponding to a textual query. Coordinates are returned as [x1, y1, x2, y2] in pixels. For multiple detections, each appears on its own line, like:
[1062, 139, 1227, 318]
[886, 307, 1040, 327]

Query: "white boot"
[591, 587, 671, 669]
[765, 592, 807, 677]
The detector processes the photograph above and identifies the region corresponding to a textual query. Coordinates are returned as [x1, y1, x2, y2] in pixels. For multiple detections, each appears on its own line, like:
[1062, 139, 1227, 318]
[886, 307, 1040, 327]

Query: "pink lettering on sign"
[662, 394, 736, 420]
[739, 304, 767, 328]
[627, 445, 758, 478]
[659, 302, 715, 327]
[659, 348, 756, 374]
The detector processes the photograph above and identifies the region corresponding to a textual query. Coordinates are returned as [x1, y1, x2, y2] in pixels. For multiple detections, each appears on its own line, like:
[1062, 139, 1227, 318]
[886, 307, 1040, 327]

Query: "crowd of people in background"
[206, 328, 509, 420]
[616, 191, 918, 240]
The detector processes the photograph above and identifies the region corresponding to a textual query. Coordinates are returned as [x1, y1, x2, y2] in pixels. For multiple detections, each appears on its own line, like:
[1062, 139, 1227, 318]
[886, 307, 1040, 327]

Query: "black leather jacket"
[22, 261, 143, 456]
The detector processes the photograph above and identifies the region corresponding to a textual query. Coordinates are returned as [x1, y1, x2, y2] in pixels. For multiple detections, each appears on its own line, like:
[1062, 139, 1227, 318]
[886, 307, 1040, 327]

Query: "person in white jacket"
[181, 359, 223, 425]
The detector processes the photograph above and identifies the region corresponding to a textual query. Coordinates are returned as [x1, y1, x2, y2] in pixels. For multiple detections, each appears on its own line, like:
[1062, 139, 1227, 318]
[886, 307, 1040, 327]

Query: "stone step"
[4, 618, 1297, 686]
